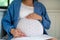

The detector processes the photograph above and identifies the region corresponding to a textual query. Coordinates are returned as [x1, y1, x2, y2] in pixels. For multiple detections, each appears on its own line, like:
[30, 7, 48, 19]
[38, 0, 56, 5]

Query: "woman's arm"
[41, 4, 51, 30]
[2, 1, 26, 37]
[1, 1, 14, 36]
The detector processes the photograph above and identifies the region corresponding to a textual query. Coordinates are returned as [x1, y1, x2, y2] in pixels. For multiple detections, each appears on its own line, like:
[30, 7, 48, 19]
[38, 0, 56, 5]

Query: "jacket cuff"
[8, 26, 15, 36]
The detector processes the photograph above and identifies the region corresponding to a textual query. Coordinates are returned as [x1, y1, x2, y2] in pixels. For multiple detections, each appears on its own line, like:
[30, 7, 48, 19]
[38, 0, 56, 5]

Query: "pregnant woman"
[2, 0, 57, 40]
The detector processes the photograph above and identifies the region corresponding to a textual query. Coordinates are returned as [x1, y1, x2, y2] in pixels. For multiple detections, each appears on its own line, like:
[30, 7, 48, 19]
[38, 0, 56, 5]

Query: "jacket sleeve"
[2, 1, 15, 36]
[41, 4, 51, 30]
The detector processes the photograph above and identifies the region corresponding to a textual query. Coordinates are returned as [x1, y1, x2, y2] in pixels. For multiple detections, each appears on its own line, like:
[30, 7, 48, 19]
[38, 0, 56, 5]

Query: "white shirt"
[20, 3, 34, 18]
[17, 3, 43, 37]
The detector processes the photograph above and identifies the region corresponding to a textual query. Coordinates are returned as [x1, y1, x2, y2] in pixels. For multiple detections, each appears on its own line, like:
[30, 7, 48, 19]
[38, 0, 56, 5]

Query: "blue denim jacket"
[2, 0, 51, 40]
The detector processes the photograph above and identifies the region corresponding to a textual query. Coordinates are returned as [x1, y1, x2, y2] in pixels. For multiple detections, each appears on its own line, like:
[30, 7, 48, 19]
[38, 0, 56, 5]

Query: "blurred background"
[38, 0, 60, 40]
[0, 0, 60, 40]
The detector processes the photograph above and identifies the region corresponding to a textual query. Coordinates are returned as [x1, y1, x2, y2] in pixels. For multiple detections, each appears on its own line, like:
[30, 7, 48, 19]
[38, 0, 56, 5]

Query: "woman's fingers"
[26, 13, 42, 21]
[11, 29, 26, 38]
[16, 29, 26, 36]
[13, 29, 20, 38]
[20, 33, 26, 37]
[26, 14, 34, 19]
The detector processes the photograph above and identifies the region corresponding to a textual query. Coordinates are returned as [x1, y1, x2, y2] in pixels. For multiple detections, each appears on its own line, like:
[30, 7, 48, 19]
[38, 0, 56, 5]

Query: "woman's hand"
[10, 29, 26, 38]
[26, 13, 42, 21]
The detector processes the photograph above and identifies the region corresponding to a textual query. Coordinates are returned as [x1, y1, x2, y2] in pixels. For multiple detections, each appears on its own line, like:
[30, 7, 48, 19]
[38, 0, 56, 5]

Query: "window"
[0, 0, 8, 6]
[0, 0, 13, 9]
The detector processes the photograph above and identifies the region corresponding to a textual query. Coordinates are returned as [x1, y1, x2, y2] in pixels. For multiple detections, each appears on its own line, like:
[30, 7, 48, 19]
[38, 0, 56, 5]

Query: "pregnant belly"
[17, 18, 43, 37]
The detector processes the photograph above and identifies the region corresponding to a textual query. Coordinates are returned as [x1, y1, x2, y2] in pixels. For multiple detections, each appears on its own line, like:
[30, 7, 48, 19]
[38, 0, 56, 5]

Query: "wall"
[0, 11, 4, 38]
[0, 9, 6, 39]
[47, 10, 60, 40]
[38, 0, 60, 40]
[38, 0, 60, 10]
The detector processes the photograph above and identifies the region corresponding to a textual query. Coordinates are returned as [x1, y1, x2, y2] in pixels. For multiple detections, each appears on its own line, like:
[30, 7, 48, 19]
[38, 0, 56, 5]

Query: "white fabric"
[11, 34, 53, 40]
[20, 3, 34, 18]
[17, 18, 43, 37]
